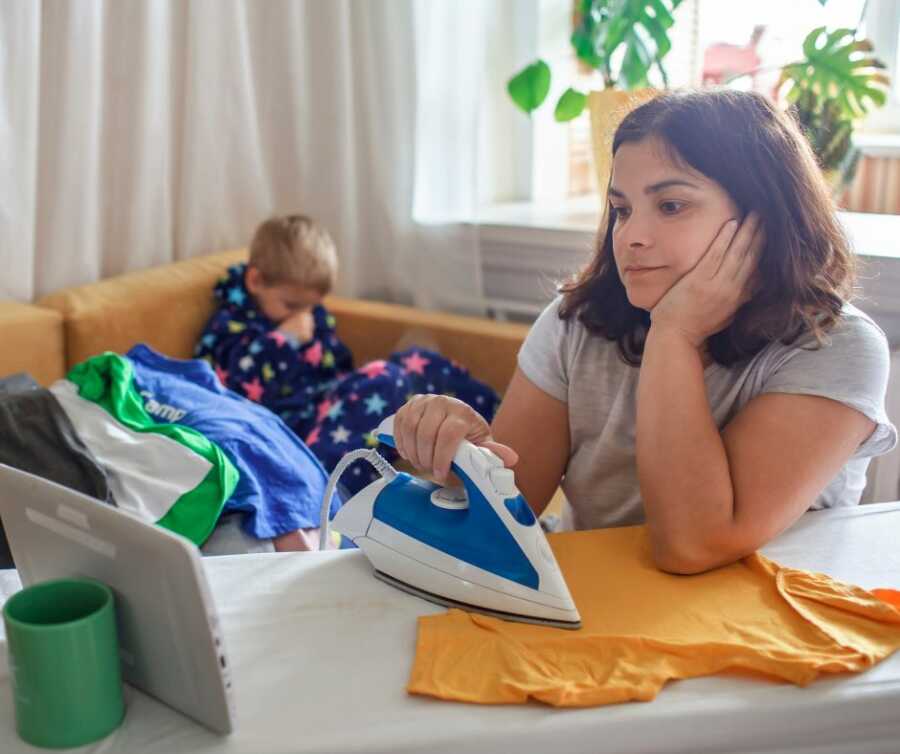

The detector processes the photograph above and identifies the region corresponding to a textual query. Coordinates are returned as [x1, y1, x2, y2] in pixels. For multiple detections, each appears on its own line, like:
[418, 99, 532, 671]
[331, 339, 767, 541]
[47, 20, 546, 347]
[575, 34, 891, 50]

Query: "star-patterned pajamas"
[197, 264, 500, 499]
[195, 264, 354, 436]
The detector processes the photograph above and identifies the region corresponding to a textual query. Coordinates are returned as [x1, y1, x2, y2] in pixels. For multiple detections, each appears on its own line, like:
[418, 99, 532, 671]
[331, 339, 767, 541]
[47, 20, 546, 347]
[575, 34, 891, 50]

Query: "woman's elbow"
[652, 548, 716, 575]
[649, 537, 746, 575]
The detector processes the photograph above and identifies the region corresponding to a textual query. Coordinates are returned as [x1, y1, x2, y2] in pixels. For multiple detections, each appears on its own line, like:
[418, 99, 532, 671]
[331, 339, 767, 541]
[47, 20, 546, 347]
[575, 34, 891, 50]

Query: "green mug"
[3, 578, 125, 748]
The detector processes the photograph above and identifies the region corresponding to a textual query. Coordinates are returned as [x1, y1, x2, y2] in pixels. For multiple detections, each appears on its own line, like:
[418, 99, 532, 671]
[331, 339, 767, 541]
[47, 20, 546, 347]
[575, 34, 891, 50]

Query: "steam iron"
[320, 415, 581, 630]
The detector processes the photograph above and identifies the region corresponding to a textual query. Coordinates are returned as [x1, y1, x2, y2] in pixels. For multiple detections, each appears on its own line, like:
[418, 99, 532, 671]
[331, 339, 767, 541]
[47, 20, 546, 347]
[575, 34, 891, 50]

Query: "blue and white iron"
[319, 415, 581, 630]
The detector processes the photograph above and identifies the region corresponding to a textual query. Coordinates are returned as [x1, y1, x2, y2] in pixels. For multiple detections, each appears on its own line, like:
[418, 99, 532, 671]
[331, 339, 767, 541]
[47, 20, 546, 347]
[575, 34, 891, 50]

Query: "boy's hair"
[559, 88, 855, 368]
[248, 214, 338, 294]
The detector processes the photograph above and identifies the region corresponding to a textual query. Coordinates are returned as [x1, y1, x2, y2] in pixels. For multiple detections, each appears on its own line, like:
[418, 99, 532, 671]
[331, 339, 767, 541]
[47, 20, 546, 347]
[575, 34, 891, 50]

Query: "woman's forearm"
[636, 326, 736, 571]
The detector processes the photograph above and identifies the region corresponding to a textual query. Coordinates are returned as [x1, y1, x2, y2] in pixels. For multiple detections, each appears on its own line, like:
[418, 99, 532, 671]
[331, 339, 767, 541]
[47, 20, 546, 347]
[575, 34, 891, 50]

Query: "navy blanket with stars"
[196, 264, 500, 497]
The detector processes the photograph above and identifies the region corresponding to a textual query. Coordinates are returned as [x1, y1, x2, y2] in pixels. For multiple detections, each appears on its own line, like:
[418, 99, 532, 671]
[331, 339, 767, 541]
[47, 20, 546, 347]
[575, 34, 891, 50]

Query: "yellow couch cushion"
[38, 250, 249, 368]
[326, 298, 528, 394]
[0, 302, 65, 386]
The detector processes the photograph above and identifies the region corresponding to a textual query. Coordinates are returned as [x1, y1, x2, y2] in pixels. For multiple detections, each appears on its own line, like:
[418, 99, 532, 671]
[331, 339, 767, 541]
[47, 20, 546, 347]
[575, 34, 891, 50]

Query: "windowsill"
[853, 132, 900, 158]
[476, 199, 900, 261]
[476, 195, 600, 234]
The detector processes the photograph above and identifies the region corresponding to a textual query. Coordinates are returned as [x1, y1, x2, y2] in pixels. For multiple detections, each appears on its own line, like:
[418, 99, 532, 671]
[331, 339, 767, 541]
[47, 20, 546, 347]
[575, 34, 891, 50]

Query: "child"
[196, 214, 500, 496]
[391, 89, 897, 574]
[195, 214, 354, 434]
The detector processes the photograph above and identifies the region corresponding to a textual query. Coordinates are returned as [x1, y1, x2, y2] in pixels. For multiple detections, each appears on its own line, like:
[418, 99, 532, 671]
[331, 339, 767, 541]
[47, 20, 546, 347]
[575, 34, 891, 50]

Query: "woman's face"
[609, 137, 740, 311]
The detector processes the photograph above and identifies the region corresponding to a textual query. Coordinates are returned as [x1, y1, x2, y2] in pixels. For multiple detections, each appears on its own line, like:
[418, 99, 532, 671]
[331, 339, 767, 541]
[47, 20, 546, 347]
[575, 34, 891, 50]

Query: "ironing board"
[1, 501, 899, 754]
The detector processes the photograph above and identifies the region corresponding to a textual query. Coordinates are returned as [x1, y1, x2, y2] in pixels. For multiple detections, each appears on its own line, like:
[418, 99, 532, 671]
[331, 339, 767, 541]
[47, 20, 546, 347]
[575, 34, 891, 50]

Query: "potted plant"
[774, 26, 890, 192]
[507, 0, 684, 194]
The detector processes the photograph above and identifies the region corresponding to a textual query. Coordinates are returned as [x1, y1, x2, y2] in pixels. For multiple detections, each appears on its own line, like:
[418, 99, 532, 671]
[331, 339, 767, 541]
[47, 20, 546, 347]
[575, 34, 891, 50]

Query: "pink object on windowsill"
[702, 25, 765, 87]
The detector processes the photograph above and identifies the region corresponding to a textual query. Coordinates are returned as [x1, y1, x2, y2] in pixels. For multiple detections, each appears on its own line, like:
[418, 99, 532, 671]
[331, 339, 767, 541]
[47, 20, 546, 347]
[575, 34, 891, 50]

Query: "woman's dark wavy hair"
[558, 88, 855, 367]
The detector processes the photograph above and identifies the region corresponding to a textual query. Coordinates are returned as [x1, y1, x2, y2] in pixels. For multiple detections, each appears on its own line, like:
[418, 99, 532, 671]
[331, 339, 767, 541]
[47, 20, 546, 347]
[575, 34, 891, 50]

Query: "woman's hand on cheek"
[650, 213, 763, 348]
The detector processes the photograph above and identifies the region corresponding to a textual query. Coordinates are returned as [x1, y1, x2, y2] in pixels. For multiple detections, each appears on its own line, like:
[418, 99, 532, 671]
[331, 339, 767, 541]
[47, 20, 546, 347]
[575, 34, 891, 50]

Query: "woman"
[392, 89, 896, 574]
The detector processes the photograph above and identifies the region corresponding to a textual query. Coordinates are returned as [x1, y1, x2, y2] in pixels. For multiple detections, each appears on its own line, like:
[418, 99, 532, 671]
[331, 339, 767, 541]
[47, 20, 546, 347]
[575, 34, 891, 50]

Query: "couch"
[1, 248, 529, 393]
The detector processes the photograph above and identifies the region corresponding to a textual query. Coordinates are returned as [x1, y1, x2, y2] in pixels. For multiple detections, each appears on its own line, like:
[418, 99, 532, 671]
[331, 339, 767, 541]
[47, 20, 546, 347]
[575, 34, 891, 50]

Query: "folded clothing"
[126, 344, 341, 540]
[408, 525, 900, 707]
[56, 353, 238, 546]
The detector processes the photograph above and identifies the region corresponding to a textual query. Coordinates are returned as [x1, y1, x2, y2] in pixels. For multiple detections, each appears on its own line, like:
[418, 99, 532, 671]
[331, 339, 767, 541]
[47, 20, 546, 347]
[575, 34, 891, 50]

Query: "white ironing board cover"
[1, 502, 899, 754]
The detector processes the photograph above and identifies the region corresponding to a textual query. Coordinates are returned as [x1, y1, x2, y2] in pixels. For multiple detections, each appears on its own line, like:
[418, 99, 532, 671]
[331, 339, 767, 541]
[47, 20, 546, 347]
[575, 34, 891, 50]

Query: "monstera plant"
[507, 0, 684, 122]
[507, 0, 683, 196]
[776, 25, 890, 188]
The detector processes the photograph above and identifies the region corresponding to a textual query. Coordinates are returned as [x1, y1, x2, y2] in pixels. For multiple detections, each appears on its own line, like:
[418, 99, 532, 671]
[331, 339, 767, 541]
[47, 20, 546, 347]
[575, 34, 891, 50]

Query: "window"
[532, 0, 900, 199]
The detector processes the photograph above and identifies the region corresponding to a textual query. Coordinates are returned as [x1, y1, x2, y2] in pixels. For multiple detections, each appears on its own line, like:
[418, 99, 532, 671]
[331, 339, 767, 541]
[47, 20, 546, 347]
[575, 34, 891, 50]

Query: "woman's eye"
[612, 206, 631, 220]
[659, 200, 685, 215]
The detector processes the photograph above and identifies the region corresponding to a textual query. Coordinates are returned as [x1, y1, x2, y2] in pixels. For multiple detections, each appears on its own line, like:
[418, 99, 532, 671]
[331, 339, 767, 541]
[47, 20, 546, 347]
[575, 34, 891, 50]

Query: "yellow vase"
[588, 88, 658, 204]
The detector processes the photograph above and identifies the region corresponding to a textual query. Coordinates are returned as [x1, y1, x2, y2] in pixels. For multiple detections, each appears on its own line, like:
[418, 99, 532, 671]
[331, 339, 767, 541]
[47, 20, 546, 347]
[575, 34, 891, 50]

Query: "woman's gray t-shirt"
[518, 296, 898, 531]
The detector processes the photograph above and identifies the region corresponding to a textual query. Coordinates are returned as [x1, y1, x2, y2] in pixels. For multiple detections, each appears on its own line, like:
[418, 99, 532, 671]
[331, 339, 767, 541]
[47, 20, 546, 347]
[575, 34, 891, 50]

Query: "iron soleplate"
[374, 569, 582, 631]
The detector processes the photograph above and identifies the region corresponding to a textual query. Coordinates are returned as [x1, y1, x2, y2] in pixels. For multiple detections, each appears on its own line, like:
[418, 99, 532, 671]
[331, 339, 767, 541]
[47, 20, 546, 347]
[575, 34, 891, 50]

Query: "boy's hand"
[278, 309, 315, 343]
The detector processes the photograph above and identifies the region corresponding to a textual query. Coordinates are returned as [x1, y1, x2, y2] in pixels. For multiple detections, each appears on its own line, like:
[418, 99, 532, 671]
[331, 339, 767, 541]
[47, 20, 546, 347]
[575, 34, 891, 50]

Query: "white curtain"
[0, 0, 490, 311]
[410, 0, 487, 312]
[0, 2, 40, 303]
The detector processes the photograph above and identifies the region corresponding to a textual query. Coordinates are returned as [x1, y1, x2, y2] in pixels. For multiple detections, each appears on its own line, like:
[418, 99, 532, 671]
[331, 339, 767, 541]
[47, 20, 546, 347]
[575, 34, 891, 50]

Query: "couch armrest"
[325, 297, 528, 394]
[0, 302, 65, 386]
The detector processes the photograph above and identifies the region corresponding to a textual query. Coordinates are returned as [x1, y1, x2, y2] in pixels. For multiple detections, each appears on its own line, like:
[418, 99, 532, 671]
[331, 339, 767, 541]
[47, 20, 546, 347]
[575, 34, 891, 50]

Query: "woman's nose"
[623, 216, 653, 249]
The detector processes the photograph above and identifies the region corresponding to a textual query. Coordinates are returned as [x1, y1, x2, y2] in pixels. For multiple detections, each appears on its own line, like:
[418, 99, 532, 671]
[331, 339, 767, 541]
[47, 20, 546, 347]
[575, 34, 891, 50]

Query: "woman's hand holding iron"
[393, 395, 518, 484]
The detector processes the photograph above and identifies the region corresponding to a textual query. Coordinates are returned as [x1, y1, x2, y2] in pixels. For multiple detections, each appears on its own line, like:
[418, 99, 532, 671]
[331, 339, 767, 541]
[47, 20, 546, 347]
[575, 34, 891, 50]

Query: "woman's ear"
[245, 265, 264, 295]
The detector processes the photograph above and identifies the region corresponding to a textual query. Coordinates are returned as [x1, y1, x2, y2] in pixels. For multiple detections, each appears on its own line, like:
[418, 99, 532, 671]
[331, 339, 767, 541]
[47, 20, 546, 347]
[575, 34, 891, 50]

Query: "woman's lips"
[624, 266, 665, 277]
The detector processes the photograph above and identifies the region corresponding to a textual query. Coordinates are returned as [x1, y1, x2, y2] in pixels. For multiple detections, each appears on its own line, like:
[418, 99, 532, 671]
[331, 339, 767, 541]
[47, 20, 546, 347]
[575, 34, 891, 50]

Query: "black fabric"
[0, 374, 113, 569]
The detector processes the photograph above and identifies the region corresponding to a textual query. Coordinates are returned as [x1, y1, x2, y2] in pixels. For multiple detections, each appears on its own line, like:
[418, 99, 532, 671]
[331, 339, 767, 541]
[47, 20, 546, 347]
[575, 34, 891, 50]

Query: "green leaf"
[554, 88, 588, 121]
[603, 2, 633, 56]
[639, 12, 670, 61]
[572, 0, 614, 74]
[648, 0, 677, 30]
[572, 26, 604, 70]
[620, 28, 653, 88]
[569, 0, 681, 88]
[779, 27, 891, 120]
[507, 60, 551, 114]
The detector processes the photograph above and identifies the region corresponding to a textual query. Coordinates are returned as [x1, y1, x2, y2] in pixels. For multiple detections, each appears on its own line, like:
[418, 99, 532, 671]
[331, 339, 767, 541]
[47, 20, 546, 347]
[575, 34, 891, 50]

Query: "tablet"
[0, 463, 235, 734]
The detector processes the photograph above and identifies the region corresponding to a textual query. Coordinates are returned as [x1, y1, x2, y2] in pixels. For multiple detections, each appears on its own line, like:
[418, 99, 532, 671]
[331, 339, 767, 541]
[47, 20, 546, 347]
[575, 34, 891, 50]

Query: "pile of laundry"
[0, 344, 340, 567]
